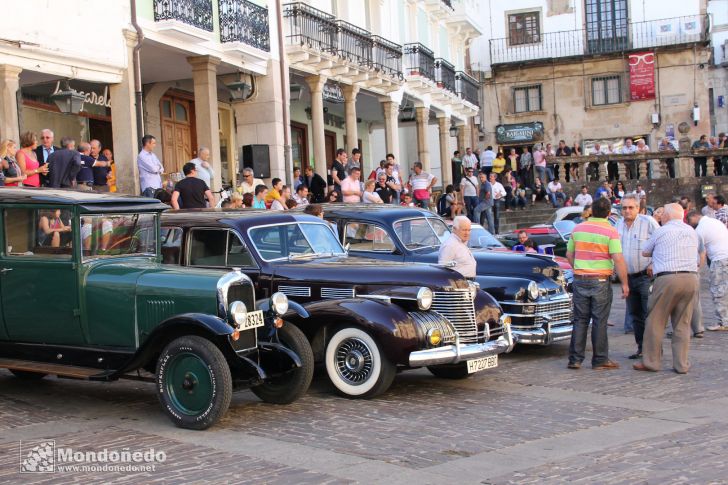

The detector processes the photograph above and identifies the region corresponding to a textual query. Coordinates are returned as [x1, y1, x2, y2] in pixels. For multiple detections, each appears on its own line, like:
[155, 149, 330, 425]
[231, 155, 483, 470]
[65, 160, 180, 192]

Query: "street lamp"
[449, 125, 459, 137]
[226, 72, 254, 101]
[50, 81, 85, 114]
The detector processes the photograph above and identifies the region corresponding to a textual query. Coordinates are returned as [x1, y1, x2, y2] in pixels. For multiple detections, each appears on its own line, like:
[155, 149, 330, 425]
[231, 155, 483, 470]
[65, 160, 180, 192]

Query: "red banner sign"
[629, 51, 655, 101]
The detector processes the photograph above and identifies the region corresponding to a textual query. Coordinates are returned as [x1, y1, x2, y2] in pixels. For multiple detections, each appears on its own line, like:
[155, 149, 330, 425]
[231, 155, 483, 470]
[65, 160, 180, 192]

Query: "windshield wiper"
[287, 252, 317, 261]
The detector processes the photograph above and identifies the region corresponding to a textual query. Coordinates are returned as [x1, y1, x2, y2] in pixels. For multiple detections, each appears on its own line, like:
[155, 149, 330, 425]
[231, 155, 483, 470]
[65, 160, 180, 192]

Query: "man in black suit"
[303, 165, 327, 203]
[35, 128, 61, 187]
[47, 137, 82, 188]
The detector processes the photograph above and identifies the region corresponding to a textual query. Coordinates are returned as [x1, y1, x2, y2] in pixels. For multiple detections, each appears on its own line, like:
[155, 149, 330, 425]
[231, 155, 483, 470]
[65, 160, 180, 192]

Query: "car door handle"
[0, 268, 12, 274]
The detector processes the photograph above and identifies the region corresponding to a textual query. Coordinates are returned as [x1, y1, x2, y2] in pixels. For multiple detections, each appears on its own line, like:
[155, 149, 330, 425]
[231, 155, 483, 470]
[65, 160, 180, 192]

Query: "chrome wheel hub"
[335, 338, 373, 385]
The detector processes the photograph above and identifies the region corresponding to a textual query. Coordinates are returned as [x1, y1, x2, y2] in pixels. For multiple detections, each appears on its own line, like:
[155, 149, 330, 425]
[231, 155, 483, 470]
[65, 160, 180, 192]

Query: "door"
[585, 0, 629, 54]
[324, 130, 336, 184]
[161, 95, 194, 175]
[0, 207, 83, 344]
[291, 122, 309, 172]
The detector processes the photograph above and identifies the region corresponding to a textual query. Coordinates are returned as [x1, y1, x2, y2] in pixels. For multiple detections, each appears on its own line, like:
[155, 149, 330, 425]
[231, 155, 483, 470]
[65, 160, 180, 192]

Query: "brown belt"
[574, 274, 610, 280]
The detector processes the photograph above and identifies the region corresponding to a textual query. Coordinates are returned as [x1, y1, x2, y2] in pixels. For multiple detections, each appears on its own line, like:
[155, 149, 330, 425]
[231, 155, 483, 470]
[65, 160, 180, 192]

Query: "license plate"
[241, 310, 264, 330]
[467, 355, 498, 373]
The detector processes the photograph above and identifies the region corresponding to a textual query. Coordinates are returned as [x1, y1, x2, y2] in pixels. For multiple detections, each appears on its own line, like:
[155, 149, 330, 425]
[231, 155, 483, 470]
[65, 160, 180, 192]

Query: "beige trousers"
[642, 273, 699, 373]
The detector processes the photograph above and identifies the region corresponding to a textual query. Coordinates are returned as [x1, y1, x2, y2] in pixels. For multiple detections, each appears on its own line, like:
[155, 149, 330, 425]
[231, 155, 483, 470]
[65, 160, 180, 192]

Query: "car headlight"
[417, 287, 433, 311]
[228, 301, 248, 328]
[527, 281, 540, 301]
[426, 328, 442, 346]
[500, 315, 512, 326]
[271, 292, 289, 315]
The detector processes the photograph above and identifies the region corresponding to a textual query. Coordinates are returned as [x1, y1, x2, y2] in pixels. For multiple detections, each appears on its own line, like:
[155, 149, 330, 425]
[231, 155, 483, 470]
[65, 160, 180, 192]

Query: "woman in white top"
[270, 185, 290, 210]
[362, 179, 383, 204]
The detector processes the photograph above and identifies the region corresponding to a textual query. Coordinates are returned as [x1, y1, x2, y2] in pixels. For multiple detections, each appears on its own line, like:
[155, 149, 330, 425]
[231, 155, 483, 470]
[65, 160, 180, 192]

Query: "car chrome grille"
[432, 290, 478, 343]
[227, 284, 256, 350]
[409, 312, 456, 345]
[321, 288, 355, 300]
[534, 298, 572, 327]
[277, 285, 311, 298]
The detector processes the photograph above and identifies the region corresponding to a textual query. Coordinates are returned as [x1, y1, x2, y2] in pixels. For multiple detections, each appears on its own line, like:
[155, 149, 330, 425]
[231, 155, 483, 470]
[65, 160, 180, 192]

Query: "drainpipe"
[130, 0, 145, 151]
[275, 0, 292, 184]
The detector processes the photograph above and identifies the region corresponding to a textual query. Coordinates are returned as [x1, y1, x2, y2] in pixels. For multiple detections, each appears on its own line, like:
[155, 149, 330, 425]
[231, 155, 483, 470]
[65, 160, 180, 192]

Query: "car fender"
[475, 275, 535, 302]
[118, 313, 236, 376]
[282, 298, 420, 365]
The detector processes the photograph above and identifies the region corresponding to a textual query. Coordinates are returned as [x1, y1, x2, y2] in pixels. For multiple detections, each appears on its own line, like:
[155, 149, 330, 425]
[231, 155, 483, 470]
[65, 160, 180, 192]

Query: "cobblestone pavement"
[1, 271, 727, 483]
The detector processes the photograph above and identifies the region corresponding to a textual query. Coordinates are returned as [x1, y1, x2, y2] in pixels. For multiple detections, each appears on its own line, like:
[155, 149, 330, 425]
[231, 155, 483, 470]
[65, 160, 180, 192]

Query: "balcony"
[404, 43, 436, 82]
[435, 58, 456, 93]
[372, 36, 403, 80]
[153, 0, 214, 42]
[219, 0, 271, 52]
[283, 2, 402, 90]
[455, 71, 479, 107]
[335, 20, 373, 69]
[489, 14, 707, 67]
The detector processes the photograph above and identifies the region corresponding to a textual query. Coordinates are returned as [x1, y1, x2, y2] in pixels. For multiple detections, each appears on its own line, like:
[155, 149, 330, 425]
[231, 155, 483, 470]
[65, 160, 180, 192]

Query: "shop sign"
[629, 51, 655, 101]
[52, 81, 111, 110]
[322, 83, 344, 104]
[495, 122, 544, 144]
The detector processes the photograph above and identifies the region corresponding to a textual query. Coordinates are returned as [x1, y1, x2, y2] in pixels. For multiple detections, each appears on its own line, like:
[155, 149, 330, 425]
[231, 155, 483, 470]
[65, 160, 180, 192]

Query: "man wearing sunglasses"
[34, 128, 60, 187]
[237, 167, 263, 195]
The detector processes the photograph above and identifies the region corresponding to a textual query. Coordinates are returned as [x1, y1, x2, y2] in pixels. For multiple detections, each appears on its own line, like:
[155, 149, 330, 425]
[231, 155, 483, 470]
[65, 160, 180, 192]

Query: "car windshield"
[393, 217, 450, 250]
[469, 226, 504, 248]
[81, 213, 157, 260]
[553, 220, 576, 240]
[248, 222, 345, 261]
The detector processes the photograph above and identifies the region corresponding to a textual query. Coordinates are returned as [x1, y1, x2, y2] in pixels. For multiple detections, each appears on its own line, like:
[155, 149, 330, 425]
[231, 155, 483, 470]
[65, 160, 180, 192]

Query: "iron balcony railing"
[372, 35, 403, 79]
[435, 58, 456, 93]
[283, 2, 337, 55]
[283, 3, 403, 78]
[404, 43, 436, 82]
[335, 20, 373, 69]
[490, 14, 707, 65]
[455, 71, 479, 106]
[219, 0, 270, 51]
[153, 0, 213, 31]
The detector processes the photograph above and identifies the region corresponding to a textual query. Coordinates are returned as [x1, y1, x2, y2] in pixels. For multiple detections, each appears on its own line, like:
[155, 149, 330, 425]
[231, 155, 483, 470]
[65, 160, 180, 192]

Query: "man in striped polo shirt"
[566, 197, 629, 370]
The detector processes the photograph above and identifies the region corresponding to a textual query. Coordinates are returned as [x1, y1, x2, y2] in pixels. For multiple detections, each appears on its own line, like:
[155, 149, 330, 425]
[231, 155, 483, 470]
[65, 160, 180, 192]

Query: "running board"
[0, 358, 111, 380]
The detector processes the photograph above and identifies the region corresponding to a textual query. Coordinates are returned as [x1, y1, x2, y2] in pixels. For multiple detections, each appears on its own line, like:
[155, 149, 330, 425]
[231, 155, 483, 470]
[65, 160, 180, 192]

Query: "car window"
[469, 227, 503, 248]
[227, 233, 255, 267]
[4, 208, 73, 259]
[161, 227, 182, 264]
[344, 222, 395, 252]
[81, 214, 157, 260]
[249, 223, 345, 261]
[393, 217, 448, 250]
[189, 229, 227, 267]
[562, 212, 579, 221]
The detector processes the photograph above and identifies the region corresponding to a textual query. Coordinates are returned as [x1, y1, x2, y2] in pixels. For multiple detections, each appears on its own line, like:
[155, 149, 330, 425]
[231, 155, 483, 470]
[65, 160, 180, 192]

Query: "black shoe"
[567, 362, 582, 369]
[628, 352, 642, 360]
[694, 332, 704, 339]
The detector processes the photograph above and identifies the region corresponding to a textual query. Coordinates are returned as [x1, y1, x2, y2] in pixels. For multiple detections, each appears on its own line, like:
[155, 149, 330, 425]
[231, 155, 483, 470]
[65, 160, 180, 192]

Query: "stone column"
[415, 106, 430, 171]
[305, 75, 328, 182]
[598, 157, 607, 181]
[188, 55, 222, 191]
[0, 64, 22, 142]
[456, 121, 466, 152]
[437, 115, 452, 186]
[342, 84, 360, 153]
[110, 31, 140, 195]
[381, 99, 400, 162]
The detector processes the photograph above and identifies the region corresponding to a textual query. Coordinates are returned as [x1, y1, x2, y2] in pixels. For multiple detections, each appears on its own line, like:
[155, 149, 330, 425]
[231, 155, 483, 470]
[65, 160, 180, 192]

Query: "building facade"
[707, 0, 728, 135]
[470, 0, 713, 172]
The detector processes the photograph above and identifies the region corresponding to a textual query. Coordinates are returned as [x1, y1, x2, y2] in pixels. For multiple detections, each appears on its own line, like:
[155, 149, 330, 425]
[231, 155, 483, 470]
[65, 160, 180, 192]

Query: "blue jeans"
[546, 165, 555, 181]
[464, 196, 478, 221]
[626, 274, 651, 352]
[141, 186, 157, 198]
[534, 166, 547, 187]
[549, 191, 566, 207]
[474, 202, 494, 233]
[569, 278, 613, 366]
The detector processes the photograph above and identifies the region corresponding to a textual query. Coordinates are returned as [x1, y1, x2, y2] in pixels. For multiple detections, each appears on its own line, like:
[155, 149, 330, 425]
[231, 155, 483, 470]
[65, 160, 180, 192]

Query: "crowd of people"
[0, 130, 116, 191]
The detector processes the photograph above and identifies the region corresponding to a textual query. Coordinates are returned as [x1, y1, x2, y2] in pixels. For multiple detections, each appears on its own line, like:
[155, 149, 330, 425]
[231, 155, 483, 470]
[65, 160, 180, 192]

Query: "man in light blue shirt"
[252, 185, 268, 209]
[137, 135, 164, 197]
[190, 146, 214, 190]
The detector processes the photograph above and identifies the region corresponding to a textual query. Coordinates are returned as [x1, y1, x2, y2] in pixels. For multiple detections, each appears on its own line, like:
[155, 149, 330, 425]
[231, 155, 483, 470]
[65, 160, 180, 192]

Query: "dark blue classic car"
[322, 205, 573, 346]
[161, 210, 514, 399]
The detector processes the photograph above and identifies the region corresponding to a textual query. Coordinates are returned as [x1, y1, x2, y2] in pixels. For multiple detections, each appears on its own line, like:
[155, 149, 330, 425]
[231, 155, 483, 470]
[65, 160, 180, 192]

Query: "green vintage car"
[0, 188, 313, 430]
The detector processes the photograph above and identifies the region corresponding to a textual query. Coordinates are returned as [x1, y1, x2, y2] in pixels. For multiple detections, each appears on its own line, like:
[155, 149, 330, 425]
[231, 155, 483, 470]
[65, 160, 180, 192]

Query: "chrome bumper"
[512, 320, 573, 345]
[409, 325, 514, 367]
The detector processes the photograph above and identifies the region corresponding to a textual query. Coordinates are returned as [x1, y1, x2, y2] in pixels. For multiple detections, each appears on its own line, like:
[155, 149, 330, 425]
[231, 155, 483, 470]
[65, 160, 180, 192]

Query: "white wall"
[0, 0, 130, 81]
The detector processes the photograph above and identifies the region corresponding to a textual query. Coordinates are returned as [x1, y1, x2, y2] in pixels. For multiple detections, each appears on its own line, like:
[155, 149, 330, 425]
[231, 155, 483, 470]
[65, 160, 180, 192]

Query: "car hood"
[485, 247, 571, 270]
[269, 255, 470, 290]
[412, 248, 562, 280]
